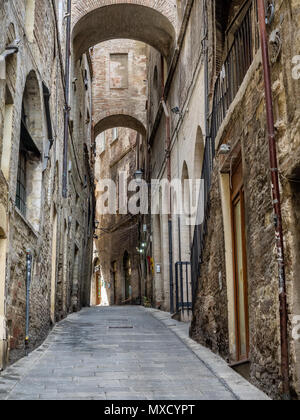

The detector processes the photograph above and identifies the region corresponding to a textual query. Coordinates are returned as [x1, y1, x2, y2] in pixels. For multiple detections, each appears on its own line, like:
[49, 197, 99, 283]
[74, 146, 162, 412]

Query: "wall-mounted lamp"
[265, 1, 275, 25]
[134, 170, 144, 184]
[219, 144, 231, 155]
[171, 107, 182, 116]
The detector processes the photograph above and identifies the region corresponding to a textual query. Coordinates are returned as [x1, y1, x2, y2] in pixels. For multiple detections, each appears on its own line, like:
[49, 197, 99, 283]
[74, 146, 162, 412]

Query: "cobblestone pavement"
[0, 306, 269, 400]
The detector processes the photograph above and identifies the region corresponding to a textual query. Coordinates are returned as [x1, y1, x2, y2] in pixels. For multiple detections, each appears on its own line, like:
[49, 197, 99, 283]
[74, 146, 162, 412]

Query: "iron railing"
[211, 1, 258, 139]
[175, 262, 192, 314]
[191, 137, 215, 303]
[191, 1, 258, 306]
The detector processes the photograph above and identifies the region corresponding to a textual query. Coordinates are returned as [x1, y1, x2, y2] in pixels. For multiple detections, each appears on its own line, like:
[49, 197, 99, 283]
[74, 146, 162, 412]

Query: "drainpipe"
[62, 0, 72, 198]
[161, 99, 174, 314]
[0, 46, 19, 80]
[25, 250, 32, 356]
[257, 0, 290, 400]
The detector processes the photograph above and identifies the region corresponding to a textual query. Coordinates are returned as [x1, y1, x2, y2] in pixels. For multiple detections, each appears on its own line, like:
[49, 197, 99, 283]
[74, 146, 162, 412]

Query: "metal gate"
[175, 262, 192, 315]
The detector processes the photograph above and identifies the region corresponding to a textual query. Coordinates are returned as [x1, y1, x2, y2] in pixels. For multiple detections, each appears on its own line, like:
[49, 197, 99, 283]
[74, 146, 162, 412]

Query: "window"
[176, 0, 183, 30]
[111, 127, 119, 144]
[58, 0, 64, 30]
[25, 0, 35, 42]
[16, 110, 41, 218]
[1, 25, 17, 181]
[110, 54, 129, 89]
[98, 132, 106, 155]
[15, 71, 42, 231]
[1, 88, 14, 181]
[16, 144, 27, 216]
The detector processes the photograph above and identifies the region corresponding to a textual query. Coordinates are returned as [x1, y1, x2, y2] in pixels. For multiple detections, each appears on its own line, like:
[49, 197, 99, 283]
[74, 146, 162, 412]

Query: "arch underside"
[73, 4, 176, 60]
[94, 114, 146, 137]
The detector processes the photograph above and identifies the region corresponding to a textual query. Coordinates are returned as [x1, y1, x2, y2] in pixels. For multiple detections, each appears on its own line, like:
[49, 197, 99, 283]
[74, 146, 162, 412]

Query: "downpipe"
[62, 0, 72, 198]
[257, 0, 290, 400]
[25, 250, 33, 356]
[161, 99, 174, 314]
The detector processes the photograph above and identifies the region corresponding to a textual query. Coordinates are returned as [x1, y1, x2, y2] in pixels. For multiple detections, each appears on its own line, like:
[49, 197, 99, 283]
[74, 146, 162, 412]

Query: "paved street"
[0, 306, 269, 400]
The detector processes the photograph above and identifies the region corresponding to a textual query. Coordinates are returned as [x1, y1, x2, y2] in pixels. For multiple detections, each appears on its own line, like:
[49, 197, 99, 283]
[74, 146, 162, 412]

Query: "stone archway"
[72, 1, 177, 60]
[94, 113, 146, 138]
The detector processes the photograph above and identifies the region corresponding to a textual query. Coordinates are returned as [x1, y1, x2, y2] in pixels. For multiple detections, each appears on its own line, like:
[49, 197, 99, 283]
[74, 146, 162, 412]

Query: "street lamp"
[134, 170, 143, 184]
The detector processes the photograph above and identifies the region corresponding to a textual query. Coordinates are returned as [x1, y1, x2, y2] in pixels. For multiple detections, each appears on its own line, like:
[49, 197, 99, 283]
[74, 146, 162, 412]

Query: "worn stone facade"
[190, 0, 300, 400]
[0, 0, 93, 367]
[148, 0, 206, 314]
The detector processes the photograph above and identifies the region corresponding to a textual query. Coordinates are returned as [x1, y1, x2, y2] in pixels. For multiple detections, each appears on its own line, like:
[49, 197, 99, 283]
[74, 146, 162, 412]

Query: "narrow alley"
[0, 306, 268, 401]
[1, 0, 300, 402]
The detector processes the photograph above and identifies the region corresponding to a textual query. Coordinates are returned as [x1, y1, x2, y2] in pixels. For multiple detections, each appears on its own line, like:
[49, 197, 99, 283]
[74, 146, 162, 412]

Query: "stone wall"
[91, 40, 148, 136]
[148, 0, 206, 312]
[0, 0, 94, 367]
[191, 0, 300, 400]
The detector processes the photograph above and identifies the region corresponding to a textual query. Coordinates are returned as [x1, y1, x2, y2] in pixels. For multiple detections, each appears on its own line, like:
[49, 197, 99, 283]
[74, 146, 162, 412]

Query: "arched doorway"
[153, 214, 163, 307]
[95, 270, 101, 306]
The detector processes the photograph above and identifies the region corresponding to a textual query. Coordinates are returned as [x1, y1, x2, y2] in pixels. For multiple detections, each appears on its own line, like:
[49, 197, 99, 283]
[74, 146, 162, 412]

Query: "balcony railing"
[191, 1, 258, 305]
[211, 1, 259, 140]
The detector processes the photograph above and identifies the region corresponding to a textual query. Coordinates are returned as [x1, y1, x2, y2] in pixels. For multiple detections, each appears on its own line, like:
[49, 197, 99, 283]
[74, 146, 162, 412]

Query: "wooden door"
[231, 159, 249, 361]
[96, 272, 101, 306]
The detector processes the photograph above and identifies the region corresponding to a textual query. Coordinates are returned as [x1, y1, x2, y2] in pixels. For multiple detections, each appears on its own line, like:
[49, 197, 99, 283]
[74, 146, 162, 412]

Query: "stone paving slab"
[145, 308, 270, 401]
[0, 306, 270, 400]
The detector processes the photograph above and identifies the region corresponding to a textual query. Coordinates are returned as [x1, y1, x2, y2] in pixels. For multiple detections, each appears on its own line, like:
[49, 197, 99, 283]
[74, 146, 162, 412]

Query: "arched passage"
[72, 2, 176, 60]
[16, 70, 43, 232]
[94, 114, 146, 138]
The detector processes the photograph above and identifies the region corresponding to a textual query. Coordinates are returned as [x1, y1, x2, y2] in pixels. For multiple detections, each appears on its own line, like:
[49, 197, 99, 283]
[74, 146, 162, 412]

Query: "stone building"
[189, 0, 300, 400]
[0, 0, 93, 368]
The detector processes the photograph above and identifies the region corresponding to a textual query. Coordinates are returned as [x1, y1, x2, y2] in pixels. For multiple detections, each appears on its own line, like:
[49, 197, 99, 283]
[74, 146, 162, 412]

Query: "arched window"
[16, 71, 43, 232]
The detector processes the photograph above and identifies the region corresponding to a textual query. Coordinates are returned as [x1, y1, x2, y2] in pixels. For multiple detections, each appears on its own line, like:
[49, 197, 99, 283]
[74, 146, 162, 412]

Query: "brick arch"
[94, 113, 146, 138]
[72, 1, 177, 60]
